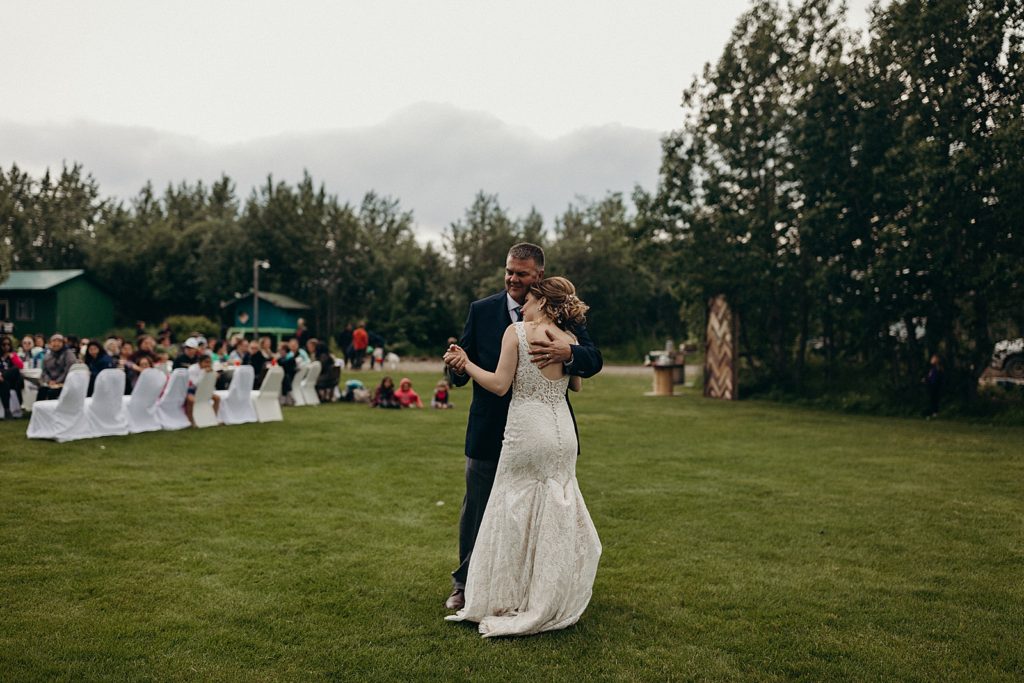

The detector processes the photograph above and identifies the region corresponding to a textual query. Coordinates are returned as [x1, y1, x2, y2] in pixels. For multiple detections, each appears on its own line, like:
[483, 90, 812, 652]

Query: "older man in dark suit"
[442, 242, 603, 610]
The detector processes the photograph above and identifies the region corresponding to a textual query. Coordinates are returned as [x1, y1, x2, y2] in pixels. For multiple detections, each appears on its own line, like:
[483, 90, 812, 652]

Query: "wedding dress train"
[446, 322, 601, 637]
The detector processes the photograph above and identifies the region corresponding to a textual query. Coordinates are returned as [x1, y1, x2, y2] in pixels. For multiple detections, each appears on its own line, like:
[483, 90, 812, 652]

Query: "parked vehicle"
[991, 338, 1024, 379]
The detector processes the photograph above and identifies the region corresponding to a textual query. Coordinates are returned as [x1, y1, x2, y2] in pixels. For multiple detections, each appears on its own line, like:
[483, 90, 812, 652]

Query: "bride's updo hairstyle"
[529, 277, 589, 329]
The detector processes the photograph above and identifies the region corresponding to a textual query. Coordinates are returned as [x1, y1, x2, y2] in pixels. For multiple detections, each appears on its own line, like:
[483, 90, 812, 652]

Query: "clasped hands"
[443, 329, 573, 373]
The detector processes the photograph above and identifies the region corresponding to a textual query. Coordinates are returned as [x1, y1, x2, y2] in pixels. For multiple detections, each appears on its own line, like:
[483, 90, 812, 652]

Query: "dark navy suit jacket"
[450, 291, 603, 461]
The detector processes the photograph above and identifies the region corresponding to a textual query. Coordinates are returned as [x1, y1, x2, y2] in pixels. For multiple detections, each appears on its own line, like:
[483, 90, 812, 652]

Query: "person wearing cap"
[394, 377, 424, 408]
[173, 337, 202, 370]
[37, 334, 78, 401]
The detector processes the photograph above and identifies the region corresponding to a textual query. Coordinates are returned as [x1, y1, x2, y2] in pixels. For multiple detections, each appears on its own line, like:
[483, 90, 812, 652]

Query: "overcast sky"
[1, 0, 876, 241]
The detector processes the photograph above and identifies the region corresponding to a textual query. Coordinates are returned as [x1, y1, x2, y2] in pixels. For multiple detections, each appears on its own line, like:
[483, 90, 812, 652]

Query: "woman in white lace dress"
[444, 277, 602, 637]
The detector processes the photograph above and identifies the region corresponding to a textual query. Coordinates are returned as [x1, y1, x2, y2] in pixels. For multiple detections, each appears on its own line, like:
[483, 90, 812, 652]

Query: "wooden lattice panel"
[704, 295, 738, 400]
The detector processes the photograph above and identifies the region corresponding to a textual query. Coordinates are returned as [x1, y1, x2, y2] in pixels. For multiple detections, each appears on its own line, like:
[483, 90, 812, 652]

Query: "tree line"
[2, 0, 1021, 407]
[0, 164, 683, 355]
[645, 0, 1022, 402]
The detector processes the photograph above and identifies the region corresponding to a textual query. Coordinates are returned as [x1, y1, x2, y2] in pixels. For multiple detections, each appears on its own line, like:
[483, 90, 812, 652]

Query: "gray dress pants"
[451, 456, 499, 589]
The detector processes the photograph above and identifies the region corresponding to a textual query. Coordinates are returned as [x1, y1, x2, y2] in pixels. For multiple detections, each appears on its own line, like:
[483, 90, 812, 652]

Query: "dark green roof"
[221, 290, 311, 310]
[0, 269, 85, 290]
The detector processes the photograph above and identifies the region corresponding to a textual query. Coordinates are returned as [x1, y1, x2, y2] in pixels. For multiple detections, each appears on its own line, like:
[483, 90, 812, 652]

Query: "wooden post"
[704, 295, 739, 400]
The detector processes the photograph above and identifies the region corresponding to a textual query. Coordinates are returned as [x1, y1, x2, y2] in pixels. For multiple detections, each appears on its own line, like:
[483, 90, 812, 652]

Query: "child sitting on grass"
[431, 379, 452, 409]
[371, 376, 401, 409]
[394, 377, 424, 408]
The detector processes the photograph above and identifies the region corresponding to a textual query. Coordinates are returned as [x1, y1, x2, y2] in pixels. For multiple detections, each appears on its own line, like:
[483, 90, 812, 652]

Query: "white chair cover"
[155, 368, 191, 431]
[85, 368, 129, 437]
[301, 361, 322, 406]
[290, 364, 310, 406]
[21, 380, 38, 413]
[26, 371, 92, 442]
[68, 363, 88, 374]
[191, 370, 218, 428]
[123, 368, 166, 433]
[252, 365, 284, 422]
[215, 364, 257, 425]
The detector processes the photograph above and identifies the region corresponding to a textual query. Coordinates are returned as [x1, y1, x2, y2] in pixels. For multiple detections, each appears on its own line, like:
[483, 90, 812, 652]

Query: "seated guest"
[118, 341, 139, 393]
[119, 341, 135, 363]
[248, 336, 273, 386]
[277, 343, 297, 400]
[228, 338, 250, 364]
[104, 337, 121, 359]
[37, 334, 77, 401]
[210, 339, 230, 365]
[129, 356, 154, 390]
[173, 337, 201, 369]
[132, 334, 158, 365]
[394, 377, 424, 408]
[370, 376, 400, 409]
[0, 335, 25, 419]
[340, 378, 367, 402]
[432, 380, 453, 409]
[185, 354, 220, 425]
[66, 335, 81, 359]
[313, 342, 337, 402]
[83, 340, 115, 396]
[288, 337, 310, 366]
[17, 335, 40, 369]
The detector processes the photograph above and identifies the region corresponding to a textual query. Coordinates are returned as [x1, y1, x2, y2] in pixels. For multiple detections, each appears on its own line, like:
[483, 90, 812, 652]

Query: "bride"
[443, 276, 601, 637]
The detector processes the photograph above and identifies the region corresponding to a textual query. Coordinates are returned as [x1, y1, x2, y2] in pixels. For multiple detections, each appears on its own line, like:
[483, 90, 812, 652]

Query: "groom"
[442, 242, 603, 610]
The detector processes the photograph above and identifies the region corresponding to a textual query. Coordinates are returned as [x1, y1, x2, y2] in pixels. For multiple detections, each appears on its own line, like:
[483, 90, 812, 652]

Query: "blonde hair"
[529, 276, 589, 328]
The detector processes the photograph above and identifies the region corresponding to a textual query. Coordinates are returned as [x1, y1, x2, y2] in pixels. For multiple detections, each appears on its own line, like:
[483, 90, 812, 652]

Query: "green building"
[0, 269, 115, 338]
[221, 290, 311, 342]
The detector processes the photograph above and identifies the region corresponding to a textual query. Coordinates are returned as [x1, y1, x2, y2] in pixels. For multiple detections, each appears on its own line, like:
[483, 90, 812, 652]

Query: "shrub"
[163, 315, 221, 343]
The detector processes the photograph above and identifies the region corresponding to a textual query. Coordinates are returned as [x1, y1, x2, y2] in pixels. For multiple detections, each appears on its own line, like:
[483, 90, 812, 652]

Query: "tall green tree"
[856, 0, 1024, 395]
[444, 192, 520, 317]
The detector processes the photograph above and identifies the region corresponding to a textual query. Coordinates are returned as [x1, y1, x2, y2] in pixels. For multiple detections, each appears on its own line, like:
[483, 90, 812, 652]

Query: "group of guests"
[0, 333, 125, 417]
[1, 321, 462, 421]
[336, 321, 392, 370]
[171, 332, 340, 404]
[369, 376, 452, 410]
[0, 325, 345, 419]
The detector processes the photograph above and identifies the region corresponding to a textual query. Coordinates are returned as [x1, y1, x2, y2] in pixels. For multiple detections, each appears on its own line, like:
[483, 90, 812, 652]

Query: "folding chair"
[252, 365, 284, 422]
[301, 361, 322, 405]
[86, 368, 130, 437]
[123, 368, 166, 434]
[215, 365, 257, 425]
[26, 371, 92, 442]
[191, 370, 219, 428]
[155, 368, 191, 430]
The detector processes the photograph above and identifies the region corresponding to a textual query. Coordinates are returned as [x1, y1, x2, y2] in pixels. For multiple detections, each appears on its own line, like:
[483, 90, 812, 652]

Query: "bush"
[103, 326, 144, 343]
[163, 315, 221, 343]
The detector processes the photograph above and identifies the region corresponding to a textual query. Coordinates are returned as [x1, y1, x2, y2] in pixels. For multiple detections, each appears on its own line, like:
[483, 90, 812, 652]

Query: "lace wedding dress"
[446, 322, 602, 637]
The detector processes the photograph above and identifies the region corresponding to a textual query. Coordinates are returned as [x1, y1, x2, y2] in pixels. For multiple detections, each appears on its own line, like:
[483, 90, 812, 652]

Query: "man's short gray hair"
[507, 243, 545, 269]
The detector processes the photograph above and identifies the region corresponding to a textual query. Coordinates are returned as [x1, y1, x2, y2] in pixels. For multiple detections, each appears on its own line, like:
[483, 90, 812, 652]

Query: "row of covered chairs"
[290, 360, 323, 406]
[26, 365, 284, 442]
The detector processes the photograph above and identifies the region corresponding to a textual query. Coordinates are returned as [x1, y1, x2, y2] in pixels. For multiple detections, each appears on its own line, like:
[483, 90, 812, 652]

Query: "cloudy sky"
[1, 1, 875, 241]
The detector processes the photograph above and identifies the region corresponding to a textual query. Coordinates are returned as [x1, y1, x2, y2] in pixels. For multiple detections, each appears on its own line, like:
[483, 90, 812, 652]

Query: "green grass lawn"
[1, 371, 1021, 681]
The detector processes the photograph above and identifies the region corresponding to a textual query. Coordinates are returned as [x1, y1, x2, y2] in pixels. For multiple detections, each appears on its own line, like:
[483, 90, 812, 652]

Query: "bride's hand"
[444, 345, 468, 372]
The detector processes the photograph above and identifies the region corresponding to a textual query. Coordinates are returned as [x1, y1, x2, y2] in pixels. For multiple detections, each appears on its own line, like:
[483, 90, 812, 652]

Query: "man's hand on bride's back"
[529, 329, 572, 369]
